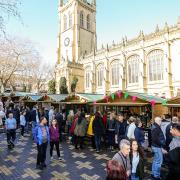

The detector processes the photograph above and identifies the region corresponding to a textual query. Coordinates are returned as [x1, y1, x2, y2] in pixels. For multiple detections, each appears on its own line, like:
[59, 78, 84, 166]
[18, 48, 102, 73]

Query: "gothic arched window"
[85, 67, 91, 89]
[87, 14, 90, 30]
[80, 11, 84, 27]
[97, 64, 104, 87]
[111, 60, 120, 86]
[128, 55, 140, 84]
[63, 14, 67, 31]
[69, 12, 72, 28]
[147, 49, 164, 81]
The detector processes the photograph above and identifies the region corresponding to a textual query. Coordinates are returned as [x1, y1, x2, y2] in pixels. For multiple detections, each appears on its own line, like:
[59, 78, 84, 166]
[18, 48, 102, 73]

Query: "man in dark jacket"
[166, 123, 180, 180]
[151, 117, 167, 180]
[115, 114, 127, 145]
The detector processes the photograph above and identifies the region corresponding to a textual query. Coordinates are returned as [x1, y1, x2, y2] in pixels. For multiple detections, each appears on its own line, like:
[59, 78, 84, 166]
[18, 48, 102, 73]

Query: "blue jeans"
[151, 146, 163, 178]
[131, 173, 139, 180]
[94, 134, 101, 151]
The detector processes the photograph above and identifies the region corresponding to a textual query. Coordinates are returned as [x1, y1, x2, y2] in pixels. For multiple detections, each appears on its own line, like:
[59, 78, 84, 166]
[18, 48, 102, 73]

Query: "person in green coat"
[74, 112, 87, 149]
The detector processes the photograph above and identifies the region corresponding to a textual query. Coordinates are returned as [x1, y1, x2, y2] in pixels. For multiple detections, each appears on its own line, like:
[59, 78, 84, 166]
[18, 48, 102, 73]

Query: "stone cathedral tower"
[55, 0, 97, 93]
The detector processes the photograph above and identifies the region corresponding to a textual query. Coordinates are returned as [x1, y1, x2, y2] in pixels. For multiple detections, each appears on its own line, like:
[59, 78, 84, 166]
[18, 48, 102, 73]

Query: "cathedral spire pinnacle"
[92, 0, 96, 6]
[60, 0, 63, 7]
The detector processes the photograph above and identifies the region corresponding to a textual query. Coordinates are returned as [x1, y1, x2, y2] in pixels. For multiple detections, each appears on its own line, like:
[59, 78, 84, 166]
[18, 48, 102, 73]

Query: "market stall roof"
[0, 92, 36, 98]
[126, 92, 165, 104]
[78, 93, 104, 102]
[92, 91, 166, 106]
[48, 94, 68, 102]
[22, 95, 42, 101]
[36, 94, 68, 103]
[167, 96, 180, 107]
[62, 93, 104, 104]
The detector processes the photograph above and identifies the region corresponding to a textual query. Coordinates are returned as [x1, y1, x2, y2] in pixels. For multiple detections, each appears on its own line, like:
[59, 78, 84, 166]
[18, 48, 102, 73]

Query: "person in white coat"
[127, 117, 136, 140]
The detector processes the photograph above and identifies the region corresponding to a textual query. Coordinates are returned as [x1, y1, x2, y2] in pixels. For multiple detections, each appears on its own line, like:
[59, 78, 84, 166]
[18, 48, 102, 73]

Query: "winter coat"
[34, 124, 50, 145]
[134, 127, 145, 145]
[130, 153, 144, 180]
[30, 109, 40, 122]
[151, 123, 165, 148]
[107, 119, 116, 131]
[87, 116, 95, 136]
[115, 120, 127, 136]
[49, 126, 60, 142]
[55, 113, 63, 128]
[92, 117, 105, 136]
[74, 118, 87, 137]
[127, 122, 136, 139]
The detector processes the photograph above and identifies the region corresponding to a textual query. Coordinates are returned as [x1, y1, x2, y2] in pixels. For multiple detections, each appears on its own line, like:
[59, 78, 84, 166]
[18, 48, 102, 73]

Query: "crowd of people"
[0, 99, 180, 180]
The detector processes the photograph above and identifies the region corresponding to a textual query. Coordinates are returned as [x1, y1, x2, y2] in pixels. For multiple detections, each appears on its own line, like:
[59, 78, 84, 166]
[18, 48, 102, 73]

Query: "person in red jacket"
[49, 119, 62, 160]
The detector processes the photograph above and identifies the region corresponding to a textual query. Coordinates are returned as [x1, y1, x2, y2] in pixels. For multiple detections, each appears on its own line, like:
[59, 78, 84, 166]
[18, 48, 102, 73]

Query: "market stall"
[167, 96, 180, 118]
[91, 91, 168, 127]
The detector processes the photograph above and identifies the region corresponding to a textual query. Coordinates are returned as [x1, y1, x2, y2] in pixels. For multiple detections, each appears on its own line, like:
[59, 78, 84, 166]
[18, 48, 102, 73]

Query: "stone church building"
[55, 0, 180, 98]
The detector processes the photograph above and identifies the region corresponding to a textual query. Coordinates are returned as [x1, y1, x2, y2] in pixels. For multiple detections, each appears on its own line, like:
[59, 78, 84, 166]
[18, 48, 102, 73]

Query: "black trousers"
[21, 125, 25, 136]
[50, 141, 60, 157]
[74, 136, 84, 148]
[37, 142, 48, 166]
[7, 129, 16, 145]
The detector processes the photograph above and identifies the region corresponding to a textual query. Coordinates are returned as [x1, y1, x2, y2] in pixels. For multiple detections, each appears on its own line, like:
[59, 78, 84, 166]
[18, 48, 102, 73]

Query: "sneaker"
[51, 156, 53, 160]
[58, 157, 62, 160]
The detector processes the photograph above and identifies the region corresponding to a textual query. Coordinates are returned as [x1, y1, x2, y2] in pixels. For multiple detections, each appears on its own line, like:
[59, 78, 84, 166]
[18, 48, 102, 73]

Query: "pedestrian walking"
[34, 117, 50, 170]
[5, 112, 17, 149]
[49, 119, 62, 160]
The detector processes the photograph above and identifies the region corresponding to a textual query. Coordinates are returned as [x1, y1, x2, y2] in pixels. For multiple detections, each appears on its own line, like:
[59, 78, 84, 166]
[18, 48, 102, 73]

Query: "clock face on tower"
[64, 37, 70, 46]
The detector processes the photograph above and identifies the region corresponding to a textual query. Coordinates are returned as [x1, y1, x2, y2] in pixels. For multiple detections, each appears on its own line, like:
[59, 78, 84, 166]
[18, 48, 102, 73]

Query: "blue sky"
[6, 0, 180, 64]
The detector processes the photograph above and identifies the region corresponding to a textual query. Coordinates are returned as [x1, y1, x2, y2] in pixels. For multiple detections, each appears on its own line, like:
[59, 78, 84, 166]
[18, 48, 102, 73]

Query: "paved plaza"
[0, 131, 167, 180]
